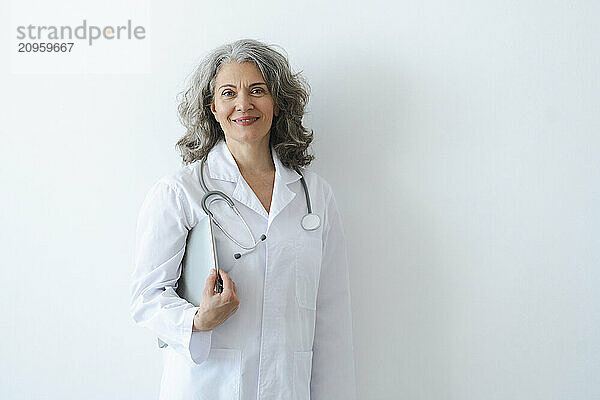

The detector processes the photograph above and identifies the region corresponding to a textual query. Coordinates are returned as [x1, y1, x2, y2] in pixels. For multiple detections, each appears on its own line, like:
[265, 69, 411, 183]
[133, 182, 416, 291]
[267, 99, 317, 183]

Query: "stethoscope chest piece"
[301, 213, 321, 231]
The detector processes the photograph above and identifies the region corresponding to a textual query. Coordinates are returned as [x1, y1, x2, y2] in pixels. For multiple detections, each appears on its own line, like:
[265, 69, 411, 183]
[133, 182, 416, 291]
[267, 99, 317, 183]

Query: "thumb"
[203, 268, 218, 296]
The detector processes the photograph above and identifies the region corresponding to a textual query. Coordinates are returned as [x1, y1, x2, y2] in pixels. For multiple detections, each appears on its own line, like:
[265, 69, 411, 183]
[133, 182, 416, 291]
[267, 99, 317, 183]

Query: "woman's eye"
[222, 88, 264, 97]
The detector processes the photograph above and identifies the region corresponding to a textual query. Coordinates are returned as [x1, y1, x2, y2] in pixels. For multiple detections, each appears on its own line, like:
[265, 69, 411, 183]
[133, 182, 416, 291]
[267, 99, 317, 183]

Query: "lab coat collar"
[206, 139, 302, 185]
[205, 139, 302, 224]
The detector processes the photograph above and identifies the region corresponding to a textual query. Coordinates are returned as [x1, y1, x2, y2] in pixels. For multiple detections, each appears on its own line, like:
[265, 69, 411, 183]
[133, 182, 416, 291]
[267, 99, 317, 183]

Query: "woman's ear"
[274, 104, 279, 117]
[210, 103, 221, 123]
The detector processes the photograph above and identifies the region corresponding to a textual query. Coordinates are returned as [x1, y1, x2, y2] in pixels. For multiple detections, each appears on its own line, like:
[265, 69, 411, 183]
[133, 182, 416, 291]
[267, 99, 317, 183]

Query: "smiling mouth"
[233, 117, 259, 126]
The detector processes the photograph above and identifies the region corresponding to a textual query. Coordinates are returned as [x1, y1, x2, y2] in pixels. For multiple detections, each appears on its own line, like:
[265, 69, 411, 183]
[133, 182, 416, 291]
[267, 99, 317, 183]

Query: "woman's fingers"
[203, 268, 238, 299]
[219, 270, 237, 296]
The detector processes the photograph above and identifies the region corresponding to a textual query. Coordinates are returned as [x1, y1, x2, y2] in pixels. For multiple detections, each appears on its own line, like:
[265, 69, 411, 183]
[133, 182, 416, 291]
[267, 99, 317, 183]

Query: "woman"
[130, 39, 356, 400]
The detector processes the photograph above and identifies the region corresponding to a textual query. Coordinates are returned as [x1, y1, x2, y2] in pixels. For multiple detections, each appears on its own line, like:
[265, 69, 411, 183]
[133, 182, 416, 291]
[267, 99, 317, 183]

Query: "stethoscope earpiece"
[233, 235, 267, 260]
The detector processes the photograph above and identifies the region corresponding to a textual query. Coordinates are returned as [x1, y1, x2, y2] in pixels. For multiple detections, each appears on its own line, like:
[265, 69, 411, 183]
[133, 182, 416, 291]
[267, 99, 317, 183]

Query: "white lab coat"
[130, 139, 356, 400]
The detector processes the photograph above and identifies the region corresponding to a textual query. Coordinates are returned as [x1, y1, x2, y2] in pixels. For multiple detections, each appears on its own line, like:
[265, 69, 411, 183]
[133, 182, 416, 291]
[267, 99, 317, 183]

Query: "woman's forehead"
[215, 62, 266, 85]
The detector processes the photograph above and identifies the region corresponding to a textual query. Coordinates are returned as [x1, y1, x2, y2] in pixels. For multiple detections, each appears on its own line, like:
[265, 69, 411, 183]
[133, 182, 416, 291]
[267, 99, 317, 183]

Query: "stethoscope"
[199, 156, 321, 262]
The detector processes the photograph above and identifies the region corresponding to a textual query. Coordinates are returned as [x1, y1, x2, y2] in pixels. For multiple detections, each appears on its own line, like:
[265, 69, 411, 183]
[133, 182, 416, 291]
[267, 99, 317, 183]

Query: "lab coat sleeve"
[130, 180, 212, 365]
[310, 190, 357, 399]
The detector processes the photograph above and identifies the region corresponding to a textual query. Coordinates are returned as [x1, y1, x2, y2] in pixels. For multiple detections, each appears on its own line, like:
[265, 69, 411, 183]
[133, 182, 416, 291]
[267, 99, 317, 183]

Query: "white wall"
[1, 0, 599, 399]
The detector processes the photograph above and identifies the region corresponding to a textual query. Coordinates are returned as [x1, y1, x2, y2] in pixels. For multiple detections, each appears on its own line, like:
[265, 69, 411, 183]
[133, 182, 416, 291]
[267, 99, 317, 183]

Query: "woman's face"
[210, 62, 279, 147]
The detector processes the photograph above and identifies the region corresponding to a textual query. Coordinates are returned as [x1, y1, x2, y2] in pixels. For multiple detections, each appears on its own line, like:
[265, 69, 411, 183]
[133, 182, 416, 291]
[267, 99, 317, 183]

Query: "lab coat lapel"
[232, 175, 269, 219]
[267, 147, 301, 229]
[207, 140, 268, 219]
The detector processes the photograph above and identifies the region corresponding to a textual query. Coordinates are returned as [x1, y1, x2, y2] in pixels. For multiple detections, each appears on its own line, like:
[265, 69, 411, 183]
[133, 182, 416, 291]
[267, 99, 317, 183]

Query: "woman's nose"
[235, 91, 254, 111]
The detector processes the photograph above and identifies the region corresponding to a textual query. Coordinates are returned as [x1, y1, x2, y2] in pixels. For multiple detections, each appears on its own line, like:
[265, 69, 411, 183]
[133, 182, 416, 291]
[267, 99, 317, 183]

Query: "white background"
[1, 0, 599, 399]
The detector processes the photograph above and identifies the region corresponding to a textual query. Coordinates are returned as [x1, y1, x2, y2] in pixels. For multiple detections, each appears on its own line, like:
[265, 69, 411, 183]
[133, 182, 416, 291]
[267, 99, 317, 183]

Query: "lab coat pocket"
[189, 348, 241, 399]
[293, 350, 313, 400]
[295, 237, 322, 310]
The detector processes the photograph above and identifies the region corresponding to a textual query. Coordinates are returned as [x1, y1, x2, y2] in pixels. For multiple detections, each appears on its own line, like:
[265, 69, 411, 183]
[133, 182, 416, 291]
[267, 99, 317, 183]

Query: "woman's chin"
[225, 131, 270, 145]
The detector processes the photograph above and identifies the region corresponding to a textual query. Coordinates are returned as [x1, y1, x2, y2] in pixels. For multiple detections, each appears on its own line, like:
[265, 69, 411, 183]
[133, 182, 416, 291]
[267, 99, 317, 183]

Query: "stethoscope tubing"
[198, 155, 320, 250]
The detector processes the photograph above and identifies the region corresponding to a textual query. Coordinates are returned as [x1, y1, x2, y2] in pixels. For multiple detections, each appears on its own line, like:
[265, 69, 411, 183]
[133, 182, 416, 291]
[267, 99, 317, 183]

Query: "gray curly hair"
[175, 38, 314, 170]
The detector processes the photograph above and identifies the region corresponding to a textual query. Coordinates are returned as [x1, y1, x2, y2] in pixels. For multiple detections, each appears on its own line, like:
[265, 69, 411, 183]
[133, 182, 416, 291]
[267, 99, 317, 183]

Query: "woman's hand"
[193, 269, 239, 331]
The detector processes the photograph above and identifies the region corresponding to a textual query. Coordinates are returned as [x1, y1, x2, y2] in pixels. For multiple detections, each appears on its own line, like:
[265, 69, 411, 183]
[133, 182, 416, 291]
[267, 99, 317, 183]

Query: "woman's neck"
[225, 137, 275, 176]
